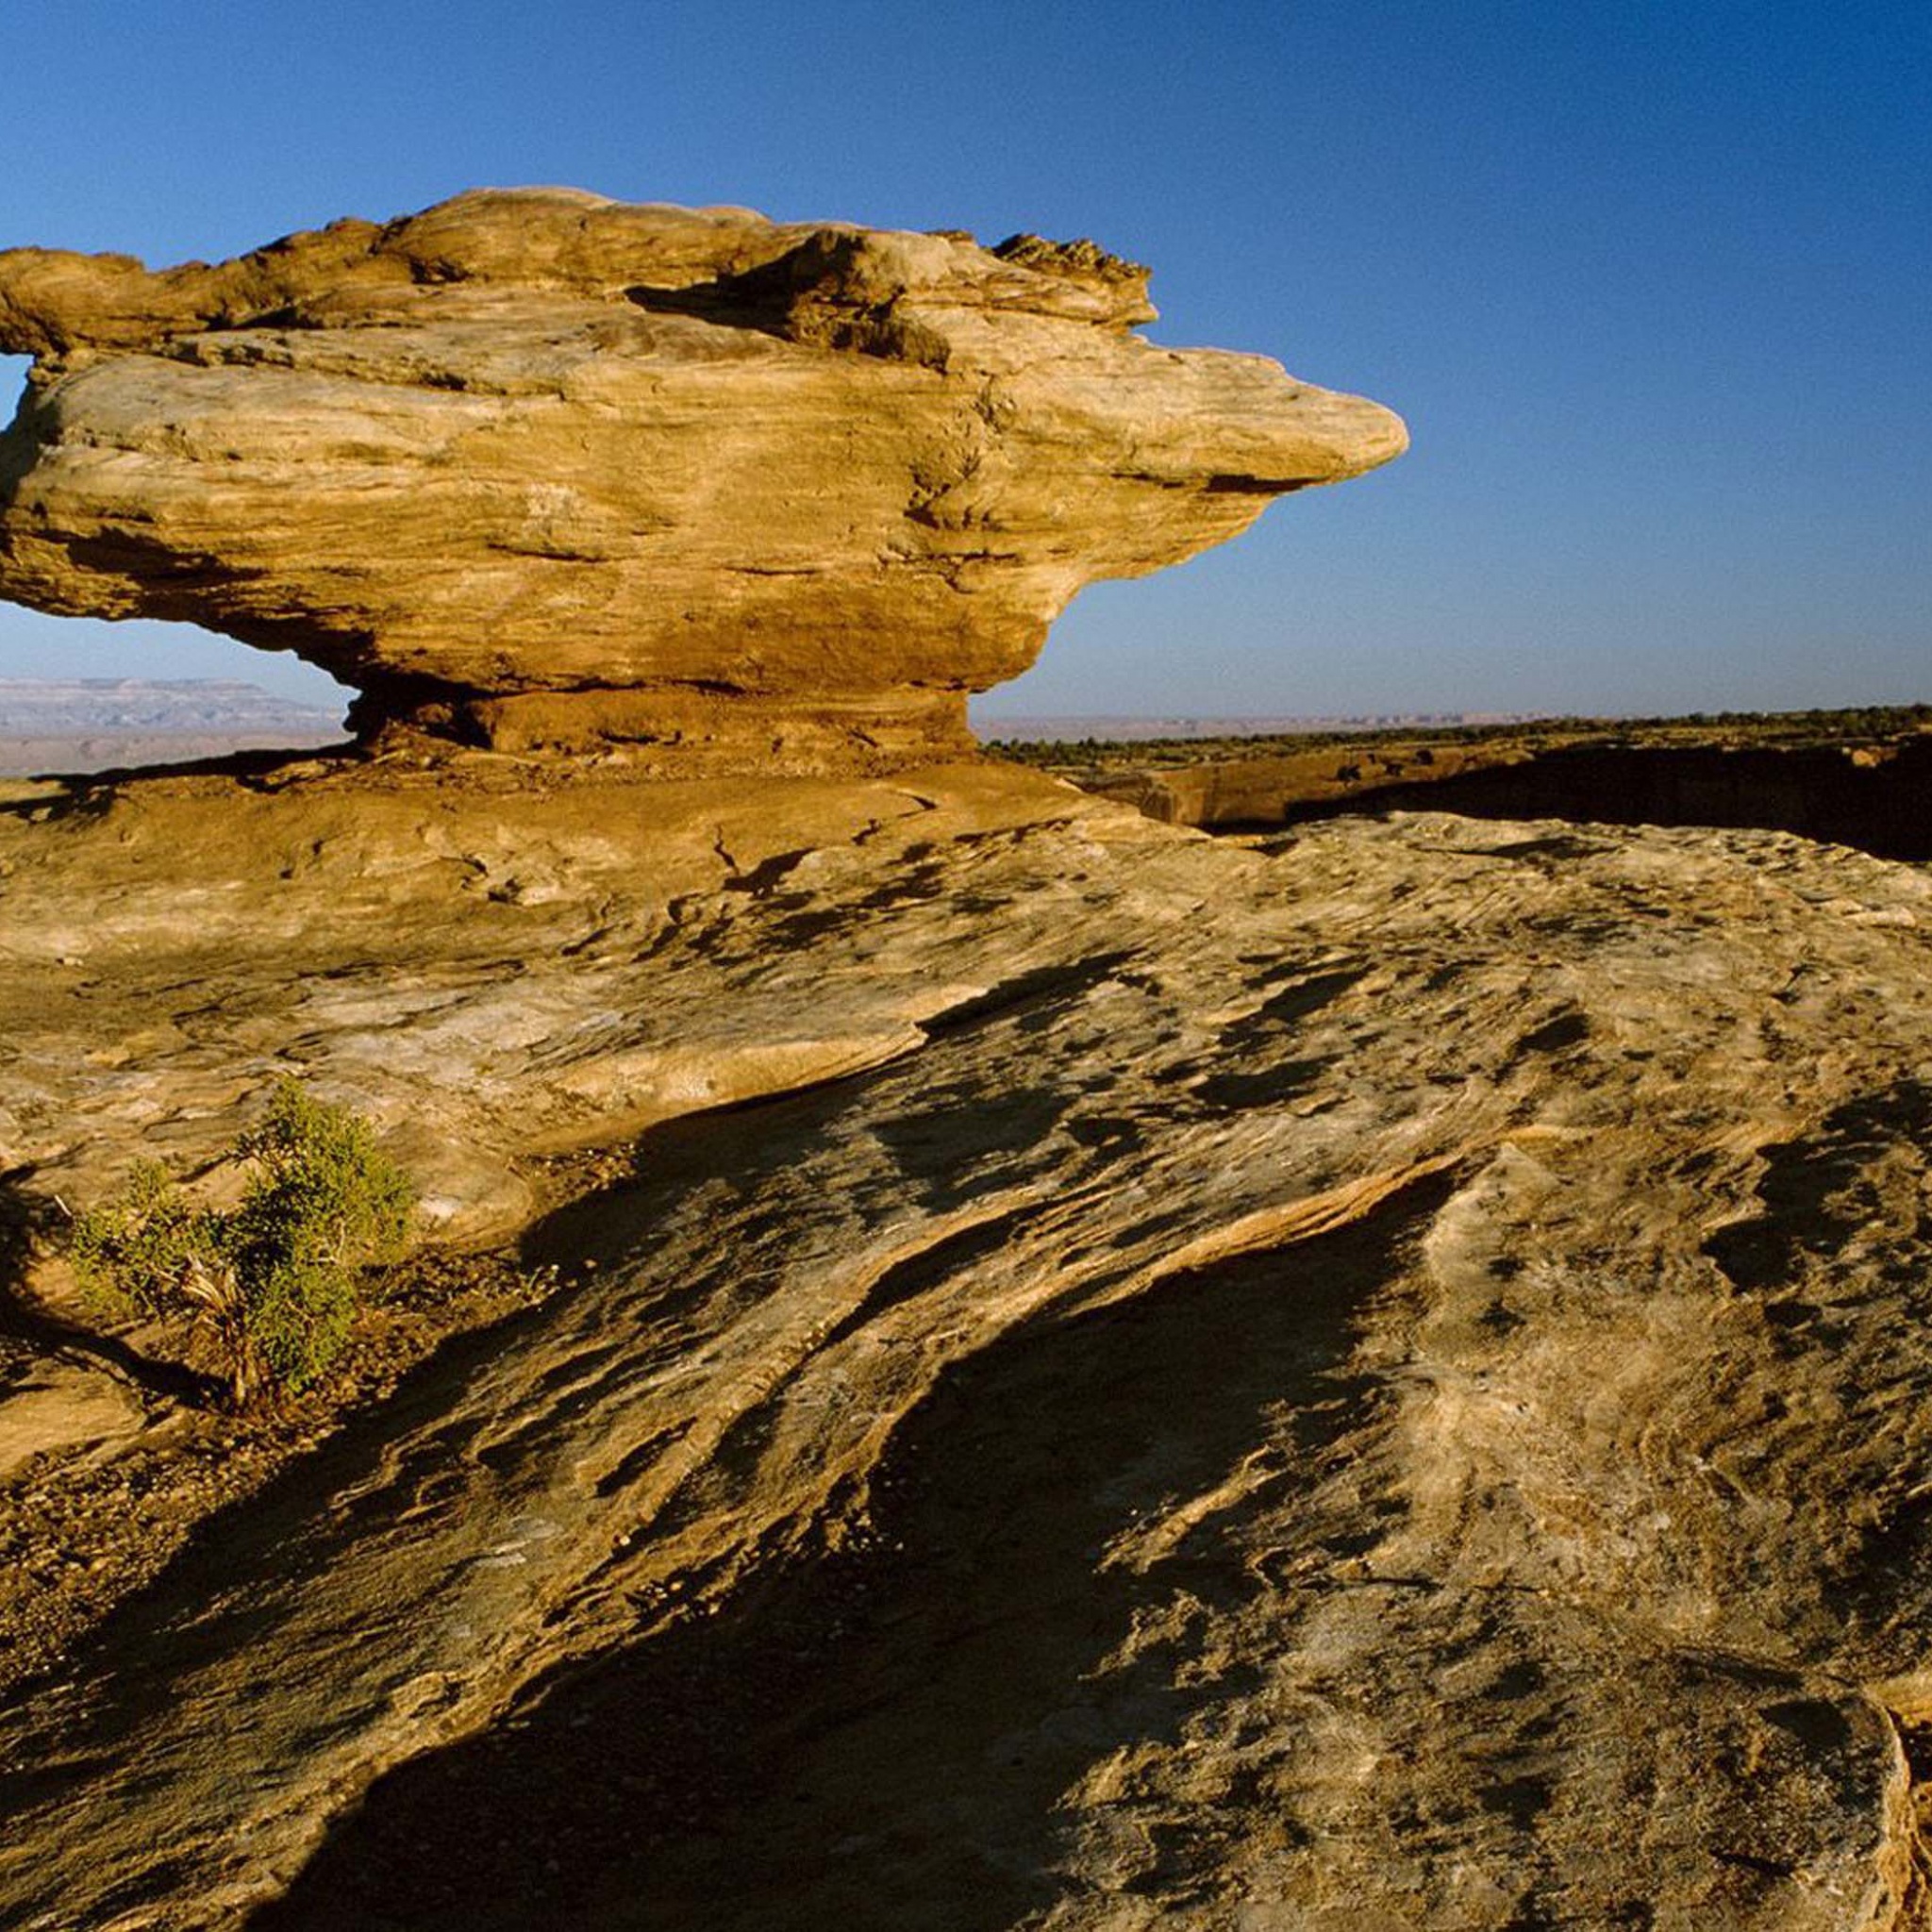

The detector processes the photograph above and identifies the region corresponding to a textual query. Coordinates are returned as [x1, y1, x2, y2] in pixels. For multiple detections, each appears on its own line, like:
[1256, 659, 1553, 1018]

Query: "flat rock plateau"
[2, 193, 1930, 1932]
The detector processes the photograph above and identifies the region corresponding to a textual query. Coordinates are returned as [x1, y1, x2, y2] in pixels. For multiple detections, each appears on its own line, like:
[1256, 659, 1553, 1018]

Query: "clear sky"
[0, 0, 1925, 722]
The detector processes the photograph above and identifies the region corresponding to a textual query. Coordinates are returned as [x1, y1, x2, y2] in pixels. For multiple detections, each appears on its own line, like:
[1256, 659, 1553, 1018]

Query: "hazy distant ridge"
[973, 711, 1540, 742]
[0, 678, 343, 735]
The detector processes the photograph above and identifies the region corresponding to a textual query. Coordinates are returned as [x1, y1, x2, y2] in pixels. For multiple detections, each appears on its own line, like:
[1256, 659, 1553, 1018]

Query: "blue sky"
[1, 0, 1925, 721]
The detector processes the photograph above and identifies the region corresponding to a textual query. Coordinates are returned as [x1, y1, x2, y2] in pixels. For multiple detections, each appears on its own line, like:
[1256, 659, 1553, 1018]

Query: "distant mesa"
[0, 677, 345, 775]
[0, 676, 339, 736]
[0, 190, 1405, 773]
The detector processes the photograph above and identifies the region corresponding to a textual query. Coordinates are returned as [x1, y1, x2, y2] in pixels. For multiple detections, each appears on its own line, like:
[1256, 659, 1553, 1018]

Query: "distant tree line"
[985, 704, 1932, 775]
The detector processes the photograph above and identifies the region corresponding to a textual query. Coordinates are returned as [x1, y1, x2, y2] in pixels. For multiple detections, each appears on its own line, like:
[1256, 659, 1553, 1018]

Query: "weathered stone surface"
[2, 761, 1931, 1926]
[0, 1359, 142, 1478]
[0, 190, 1406, 766]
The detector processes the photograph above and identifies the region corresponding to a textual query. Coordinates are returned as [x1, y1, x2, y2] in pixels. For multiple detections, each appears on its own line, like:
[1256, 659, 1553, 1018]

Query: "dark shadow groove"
[916, 950, 1139, 1039]
[250, 1176, 1452, 1932]
[0, 741, 364, 814]
[1704, 1078, 1932, 1291]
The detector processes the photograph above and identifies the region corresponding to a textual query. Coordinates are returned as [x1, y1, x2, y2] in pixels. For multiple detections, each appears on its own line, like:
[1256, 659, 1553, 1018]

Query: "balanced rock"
[0, 189, 1405, 769]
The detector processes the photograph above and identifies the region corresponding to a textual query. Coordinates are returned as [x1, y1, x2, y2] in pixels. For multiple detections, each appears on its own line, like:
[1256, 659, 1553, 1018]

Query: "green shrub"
[70, 1080, 413, 1408]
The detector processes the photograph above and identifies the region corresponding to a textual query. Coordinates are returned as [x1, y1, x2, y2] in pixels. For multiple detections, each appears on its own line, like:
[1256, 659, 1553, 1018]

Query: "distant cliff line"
[0, 677, 345, 775]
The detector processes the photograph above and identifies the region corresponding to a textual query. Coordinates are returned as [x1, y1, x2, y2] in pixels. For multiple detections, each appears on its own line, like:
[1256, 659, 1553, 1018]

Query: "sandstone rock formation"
[8, 189, 1928, 1932]
[2, 762, 1931, 1928]
[0, 190, 1406, 768]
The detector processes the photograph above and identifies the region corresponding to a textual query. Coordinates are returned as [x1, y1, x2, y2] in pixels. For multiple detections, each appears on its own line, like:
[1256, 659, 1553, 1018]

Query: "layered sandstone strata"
[0, 190, 1406, 768]
[3, 764, 1931, 1926]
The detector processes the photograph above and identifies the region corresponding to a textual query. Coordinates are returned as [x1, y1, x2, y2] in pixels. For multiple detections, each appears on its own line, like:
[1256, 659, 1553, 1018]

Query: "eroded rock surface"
[0, 191, 1405, 767]
[2, 762, 1931, 1928]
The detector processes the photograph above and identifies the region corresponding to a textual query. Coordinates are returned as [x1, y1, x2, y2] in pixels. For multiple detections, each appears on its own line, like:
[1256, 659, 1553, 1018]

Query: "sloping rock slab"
[0, 774, 1930, 1927]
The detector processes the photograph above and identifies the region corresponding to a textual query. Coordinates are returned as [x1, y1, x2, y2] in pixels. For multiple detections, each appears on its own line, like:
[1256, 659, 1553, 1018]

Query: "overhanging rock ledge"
[0, 187, 1406, 771]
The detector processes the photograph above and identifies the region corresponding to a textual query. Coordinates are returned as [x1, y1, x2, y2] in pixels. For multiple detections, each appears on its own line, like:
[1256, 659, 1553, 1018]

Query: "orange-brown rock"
[4, 759, 1932, 1928]
[0, 190, 1406, 768]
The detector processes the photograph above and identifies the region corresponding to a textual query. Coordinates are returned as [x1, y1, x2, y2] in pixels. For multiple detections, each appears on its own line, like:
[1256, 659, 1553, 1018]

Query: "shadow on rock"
[1273, 740, 1932, 862]
[0, 1168, 211, 1406]
[251, 1183, 1448, 1931]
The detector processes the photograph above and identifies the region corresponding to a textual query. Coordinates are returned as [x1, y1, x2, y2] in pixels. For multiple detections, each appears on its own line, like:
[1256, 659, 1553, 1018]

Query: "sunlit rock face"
[0, 189, 1405, 770]
[4, 767, 1932, 1927]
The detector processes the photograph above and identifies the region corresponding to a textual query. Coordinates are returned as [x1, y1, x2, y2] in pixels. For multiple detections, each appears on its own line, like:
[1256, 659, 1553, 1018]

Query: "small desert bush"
[71, 1079, 413, 1408]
